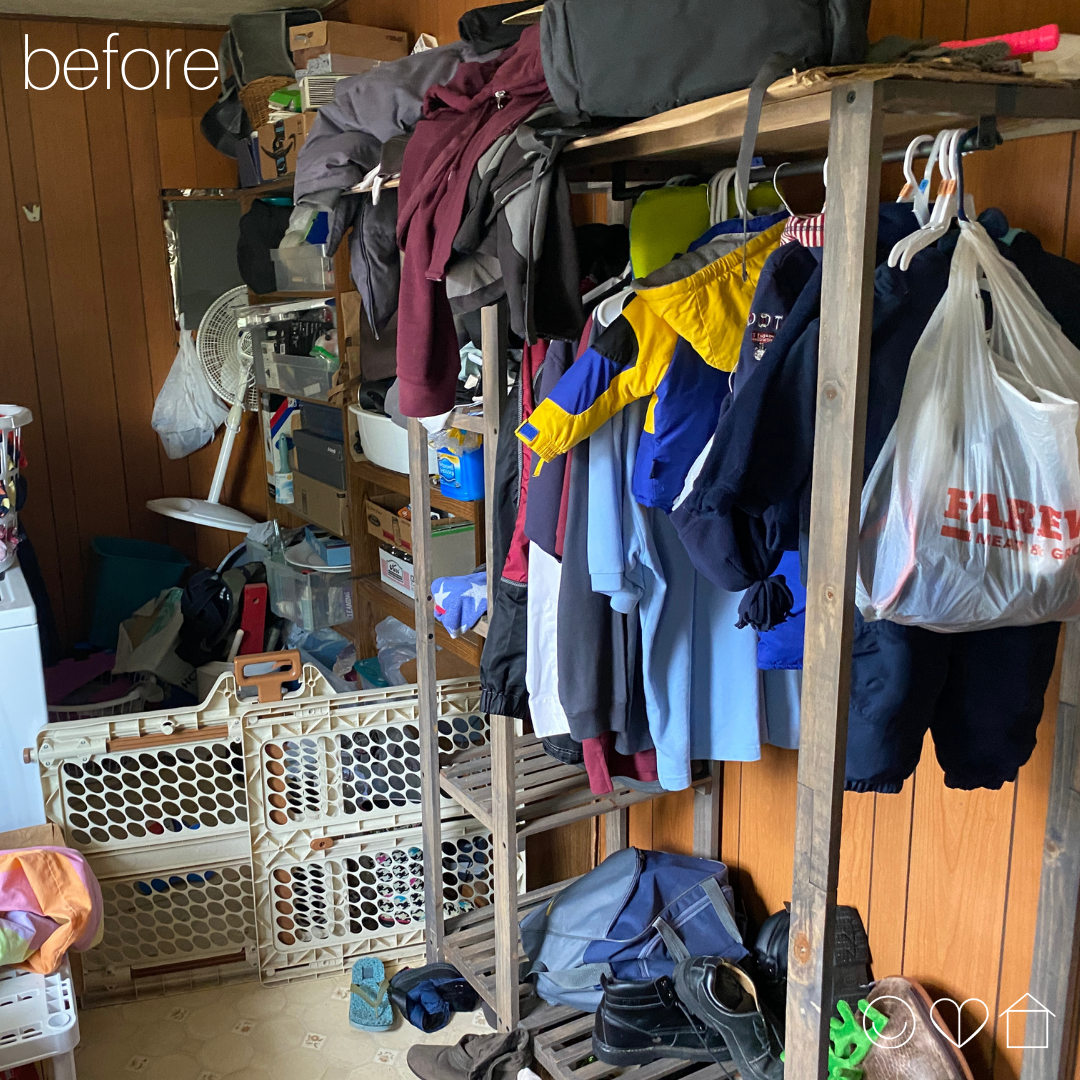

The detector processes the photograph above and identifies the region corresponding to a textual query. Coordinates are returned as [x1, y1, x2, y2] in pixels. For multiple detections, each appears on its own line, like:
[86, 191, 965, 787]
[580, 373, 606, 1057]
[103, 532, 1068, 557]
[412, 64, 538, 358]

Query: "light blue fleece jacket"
[587, 402, 762, 789]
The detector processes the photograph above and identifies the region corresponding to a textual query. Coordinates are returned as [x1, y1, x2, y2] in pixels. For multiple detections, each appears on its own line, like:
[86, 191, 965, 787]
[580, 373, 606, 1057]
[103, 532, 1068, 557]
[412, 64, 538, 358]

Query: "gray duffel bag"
[539, 0, 871, 122]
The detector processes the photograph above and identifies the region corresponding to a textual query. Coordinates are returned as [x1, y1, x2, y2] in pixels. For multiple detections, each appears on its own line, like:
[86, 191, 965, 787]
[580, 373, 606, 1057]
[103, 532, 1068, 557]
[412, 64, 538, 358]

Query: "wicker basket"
[240, 76, 295, 130]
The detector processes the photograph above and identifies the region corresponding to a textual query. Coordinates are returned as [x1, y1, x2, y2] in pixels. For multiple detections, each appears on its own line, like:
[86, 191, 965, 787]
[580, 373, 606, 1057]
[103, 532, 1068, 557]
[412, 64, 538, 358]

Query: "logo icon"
[862, 994, 917, 1050]
[931, 998, 989, 1048]
[1000, 993, 1054, 1050]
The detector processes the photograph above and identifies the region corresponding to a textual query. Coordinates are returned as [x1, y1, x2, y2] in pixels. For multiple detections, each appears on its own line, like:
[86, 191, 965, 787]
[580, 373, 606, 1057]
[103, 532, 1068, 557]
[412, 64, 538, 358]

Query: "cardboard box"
[258, 112, 316, 181]
[379, 546, 415, 597]
[305, 526, 351, 567]
[296, 471, 349, 538]
[289, 21, 408, 61]
[378, 527, 477, 599]
[295, 51, 382, 75]
[0, 822, 64, 851]
[364, 494, 473, 555]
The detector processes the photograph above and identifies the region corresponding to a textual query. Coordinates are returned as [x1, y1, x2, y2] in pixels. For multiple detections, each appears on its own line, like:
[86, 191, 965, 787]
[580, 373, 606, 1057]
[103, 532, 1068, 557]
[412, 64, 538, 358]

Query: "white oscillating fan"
[148, 287, 262, 531]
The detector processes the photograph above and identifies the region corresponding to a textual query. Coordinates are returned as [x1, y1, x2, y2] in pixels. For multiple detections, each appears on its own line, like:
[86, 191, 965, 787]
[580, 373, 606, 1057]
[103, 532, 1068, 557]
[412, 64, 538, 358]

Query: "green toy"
[783, 998, 888, 1080]
[829, 999, 889, 1080]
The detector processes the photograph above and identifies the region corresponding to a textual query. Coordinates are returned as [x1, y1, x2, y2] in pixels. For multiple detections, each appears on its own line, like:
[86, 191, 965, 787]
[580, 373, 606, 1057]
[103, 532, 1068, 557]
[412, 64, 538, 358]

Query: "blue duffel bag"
[519, 847, 747, 1009]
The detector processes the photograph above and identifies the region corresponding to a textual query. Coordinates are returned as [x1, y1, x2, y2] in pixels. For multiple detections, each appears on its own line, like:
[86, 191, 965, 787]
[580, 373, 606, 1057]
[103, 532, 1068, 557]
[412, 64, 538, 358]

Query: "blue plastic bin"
[438, 445, 484, 501]
[89, 537, 189, 649]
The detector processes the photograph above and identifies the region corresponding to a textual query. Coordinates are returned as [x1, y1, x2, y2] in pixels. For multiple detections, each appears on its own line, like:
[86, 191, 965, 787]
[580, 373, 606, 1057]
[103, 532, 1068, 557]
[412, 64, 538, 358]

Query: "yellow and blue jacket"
[516, 219, 785, 510]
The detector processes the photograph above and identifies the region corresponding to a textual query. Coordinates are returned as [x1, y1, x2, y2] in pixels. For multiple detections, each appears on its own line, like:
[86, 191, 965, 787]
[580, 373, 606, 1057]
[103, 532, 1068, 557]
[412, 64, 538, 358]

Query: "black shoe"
[592, 974, 732, 1067]
[674, 957, 784, 1080]
[748, 903, 872, 1039]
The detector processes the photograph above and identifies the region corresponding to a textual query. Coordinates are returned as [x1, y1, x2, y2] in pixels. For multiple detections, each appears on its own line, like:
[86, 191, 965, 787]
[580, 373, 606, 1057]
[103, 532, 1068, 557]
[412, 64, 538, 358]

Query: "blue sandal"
[349, 956, 393, 1031]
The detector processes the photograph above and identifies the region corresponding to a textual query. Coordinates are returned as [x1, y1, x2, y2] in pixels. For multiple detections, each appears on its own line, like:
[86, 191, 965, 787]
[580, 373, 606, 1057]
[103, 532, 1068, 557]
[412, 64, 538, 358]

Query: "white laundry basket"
[0, 405, 32, 574]
[0, 956, 79, 1078]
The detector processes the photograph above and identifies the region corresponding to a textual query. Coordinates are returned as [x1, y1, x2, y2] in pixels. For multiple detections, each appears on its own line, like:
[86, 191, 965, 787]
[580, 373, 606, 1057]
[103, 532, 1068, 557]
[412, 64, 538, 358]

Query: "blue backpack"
[519, 848, 747, 1009]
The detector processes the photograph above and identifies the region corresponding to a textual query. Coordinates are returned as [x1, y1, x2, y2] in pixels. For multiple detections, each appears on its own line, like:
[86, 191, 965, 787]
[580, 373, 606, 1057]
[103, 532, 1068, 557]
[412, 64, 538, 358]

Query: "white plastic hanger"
[895, 134, 934, 225]
[914, 130, 951, 226]
[708, 167, 739, 224]
[889, 128, 965, 270]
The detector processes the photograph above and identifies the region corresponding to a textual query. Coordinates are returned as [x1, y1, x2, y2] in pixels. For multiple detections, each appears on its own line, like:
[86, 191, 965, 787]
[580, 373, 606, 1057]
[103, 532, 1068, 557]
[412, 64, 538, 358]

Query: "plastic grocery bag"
[151, 323, 227, 459]
[857, 221, 1080, 630]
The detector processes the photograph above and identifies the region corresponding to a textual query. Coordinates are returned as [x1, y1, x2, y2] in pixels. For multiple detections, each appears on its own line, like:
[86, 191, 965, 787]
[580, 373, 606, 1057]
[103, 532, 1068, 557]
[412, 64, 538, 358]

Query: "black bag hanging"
[539, 0, 871, 122]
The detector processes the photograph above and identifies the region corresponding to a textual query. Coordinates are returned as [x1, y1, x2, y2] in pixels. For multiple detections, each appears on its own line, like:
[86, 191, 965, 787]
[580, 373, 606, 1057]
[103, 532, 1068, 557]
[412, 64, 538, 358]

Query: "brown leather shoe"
[861, 977, 975, 1080]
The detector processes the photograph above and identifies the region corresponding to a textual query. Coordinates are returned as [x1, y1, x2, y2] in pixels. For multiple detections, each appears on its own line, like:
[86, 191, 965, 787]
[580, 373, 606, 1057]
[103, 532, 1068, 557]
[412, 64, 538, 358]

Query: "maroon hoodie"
[396, 25, 551, 417]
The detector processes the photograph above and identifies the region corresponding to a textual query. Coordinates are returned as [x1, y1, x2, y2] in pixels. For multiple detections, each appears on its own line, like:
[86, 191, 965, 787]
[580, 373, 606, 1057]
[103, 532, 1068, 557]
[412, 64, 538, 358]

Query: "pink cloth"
[582, 733, 659, 796]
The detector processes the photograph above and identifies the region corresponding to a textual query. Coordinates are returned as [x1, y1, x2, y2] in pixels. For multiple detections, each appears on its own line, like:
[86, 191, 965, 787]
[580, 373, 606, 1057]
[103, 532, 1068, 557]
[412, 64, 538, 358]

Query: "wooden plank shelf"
[562, 70, 1080, 175]
[248, 290, 335, 304]
[352, 573, 482, 667]
[255, 383, 337, 408]
[349, 457, 482, 522]
[440, 732, 711, 839]
[444, 890, 724, 1080]
[443, 881, 569, 1010]
[529, 1009, 729, 1080]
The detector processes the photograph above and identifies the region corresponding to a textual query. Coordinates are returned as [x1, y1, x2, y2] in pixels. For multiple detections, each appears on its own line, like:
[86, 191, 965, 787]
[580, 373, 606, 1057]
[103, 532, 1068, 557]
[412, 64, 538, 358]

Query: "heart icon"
[931, 997, 989, 1048]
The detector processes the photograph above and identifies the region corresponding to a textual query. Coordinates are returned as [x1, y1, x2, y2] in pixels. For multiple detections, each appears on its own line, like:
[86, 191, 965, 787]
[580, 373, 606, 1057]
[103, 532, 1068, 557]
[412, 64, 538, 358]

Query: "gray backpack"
[519, 848, 748, 1010]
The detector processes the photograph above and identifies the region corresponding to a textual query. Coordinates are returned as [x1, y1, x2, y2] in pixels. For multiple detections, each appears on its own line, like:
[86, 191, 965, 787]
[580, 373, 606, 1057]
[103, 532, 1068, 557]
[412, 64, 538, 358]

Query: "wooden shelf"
[527, 1004, 728, 1080]
[350, 458, 482, 522]
[449, 410, 485, 435]
[440, 733, 709, 839]
[562, 70, 1080, 175]
[248, 290, 335, 304]
[268, 501, 346, 541]
[255, 384, 339, 408]
[162, 175, 295, 200]
[352, 574, 482, 667]
[443, 881, 568, 1011]
[444, 890, 724, 1080]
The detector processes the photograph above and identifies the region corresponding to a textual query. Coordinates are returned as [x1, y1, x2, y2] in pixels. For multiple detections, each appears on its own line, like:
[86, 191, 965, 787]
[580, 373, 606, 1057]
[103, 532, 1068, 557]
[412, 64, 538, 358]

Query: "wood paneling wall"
[0, 15, 263, 648]
[324, 0, 483, 50]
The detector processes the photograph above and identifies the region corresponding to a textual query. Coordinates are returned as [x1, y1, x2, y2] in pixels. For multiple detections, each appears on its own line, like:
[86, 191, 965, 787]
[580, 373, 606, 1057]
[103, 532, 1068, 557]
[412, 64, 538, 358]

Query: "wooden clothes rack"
[400, 69, 1080, 1080]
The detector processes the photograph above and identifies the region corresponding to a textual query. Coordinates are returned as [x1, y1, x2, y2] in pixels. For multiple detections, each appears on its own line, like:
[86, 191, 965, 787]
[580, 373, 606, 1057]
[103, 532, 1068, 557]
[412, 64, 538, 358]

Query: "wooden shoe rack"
[402, 70, 1080, 1080]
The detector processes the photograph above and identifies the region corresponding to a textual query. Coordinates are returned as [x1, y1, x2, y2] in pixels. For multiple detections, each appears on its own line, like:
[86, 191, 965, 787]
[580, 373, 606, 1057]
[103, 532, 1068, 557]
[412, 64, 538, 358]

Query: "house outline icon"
[999, 993, 1055, 1050]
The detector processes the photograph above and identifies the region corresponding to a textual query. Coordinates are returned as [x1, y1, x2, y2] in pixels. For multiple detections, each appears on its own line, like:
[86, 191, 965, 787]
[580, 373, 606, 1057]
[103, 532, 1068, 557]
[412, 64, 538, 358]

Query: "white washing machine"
[0, 561, 47, 830]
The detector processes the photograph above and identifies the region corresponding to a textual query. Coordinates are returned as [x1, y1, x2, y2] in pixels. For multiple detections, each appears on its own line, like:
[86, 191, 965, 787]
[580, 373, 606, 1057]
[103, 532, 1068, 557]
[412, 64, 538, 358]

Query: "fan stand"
[149, 390, 261, 532]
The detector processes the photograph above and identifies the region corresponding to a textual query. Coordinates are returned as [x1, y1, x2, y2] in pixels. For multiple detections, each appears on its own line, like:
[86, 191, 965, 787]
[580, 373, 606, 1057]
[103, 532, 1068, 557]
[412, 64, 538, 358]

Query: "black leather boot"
[592, 974, 732, 1067]
[674, 957, 784, 1080]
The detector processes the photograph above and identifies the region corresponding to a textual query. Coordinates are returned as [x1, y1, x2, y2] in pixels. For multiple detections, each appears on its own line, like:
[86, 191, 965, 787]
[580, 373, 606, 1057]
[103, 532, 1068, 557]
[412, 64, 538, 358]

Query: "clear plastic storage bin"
[257, 352, 340, 401]
[266, 557, 352, 631]
[272, 243, 335, 292]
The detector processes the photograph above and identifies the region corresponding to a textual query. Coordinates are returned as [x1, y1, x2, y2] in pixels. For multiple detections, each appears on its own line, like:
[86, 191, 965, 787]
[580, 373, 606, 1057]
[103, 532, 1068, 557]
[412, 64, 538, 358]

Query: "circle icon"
[864, 994, 918, 1050]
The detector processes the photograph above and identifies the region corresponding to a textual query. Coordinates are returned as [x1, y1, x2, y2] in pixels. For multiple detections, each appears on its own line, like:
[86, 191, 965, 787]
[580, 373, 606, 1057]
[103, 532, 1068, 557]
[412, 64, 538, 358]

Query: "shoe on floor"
[674, 956, 784, 1080]
[592, 973, 732, 1066]
[750, 903, 872, 1038]
[349, 956, 392, 1032]
[406, 1029, 531, 1080]
[860, 976, 975, 1080]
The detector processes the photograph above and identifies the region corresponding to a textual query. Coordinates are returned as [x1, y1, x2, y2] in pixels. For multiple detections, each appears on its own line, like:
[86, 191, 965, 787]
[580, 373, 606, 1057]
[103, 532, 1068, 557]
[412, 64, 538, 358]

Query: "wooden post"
[693, 762, 722, 860]
[785, 81, 883, 1080]
[1021, 623, 1080, 1080]
[481, 303, 509, 615]
[408, 416, 443, 966]
[605, 808, 629, 857]
[479, 303, 519, 1032]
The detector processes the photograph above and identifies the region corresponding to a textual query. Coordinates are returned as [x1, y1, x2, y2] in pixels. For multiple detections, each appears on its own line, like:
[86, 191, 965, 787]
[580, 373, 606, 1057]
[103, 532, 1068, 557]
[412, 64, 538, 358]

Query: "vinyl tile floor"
[71, 972, 496, 1080]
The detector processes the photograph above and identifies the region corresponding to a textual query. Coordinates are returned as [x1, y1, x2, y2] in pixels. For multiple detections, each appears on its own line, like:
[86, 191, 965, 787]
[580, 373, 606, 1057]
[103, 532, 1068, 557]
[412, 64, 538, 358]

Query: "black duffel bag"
[539, 0, 871, 122]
